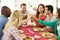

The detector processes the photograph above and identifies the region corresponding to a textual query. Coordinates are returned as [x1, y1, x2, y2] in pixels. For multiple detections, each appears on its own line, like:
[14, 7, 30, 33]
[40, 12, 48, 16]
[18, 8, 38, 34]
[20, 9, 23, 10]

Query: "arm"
[20, 16, 32, 24]
[38, 19, 58, 27]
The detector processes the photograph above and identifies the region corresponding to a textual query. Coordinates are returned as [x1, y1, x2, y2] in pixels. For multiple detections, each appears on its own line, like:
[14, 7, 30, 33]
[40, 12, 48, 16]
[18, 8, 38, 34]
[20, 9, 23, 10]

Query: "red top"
[35, 14, 46, 27]
[39, 15, 46, 21]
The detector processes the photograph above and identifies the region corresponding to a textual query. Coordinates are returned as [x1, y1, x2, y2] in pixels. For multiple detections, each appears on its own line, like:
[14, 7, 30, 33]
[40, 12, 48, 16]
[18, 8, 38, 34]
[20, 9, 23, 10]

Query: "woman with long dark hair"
[36, 4, 46, 20]
[35, 4, 46, 27]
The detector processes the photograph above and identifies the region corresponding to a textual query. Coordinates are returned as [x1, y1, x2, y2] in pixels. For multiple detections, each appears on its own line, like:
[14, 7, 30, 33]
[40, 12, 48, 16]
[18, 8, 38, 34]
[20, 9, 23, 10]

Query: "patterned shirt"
[2, 26, 21, 40]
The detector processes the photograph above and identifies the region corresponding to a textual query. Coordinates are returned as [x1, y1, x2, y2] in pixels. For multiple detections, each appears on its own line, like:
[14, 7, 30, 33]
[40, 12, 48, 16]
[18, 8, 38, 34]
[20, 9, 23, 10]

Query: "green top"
[38, 19, 59, 36]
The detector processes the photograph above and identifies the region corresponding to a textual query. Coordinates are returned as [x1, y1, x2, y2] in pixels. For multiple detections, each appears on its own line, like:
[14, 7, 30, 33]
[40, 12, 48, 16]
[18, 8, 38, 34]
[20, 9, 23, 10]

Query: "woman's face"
[38, 6, 44, 13]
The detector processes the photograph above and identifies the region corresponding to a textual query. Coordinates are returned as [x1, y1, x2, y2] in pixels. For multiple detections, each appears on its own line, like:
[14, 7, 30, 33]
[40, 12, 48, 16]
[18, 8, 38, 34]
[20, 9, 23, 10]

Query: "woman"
[2, 10, 30, 40]
[35, 4, 46, 27]
[36, 4, 46, 21]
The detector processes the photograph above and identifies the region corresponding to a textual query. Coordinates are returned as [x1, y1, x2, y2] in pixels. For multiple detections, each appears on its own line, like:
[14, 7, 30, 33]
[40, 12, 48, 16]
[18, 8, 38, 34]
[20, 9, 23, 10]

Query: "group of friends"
[0, 3, 60, 40]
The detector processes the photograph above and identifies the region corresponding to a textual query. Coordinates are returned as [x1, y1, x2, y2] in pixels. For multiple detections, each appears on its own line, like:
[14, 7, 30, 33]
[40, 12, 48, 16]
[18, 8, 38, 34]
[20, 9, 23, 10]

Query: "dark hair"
[1, 6, 9, 15]
[20, 3, 26, 7]
[46, 5, 53, 13]
[57, 8, 60, 19]
[36, 4, 45, 18]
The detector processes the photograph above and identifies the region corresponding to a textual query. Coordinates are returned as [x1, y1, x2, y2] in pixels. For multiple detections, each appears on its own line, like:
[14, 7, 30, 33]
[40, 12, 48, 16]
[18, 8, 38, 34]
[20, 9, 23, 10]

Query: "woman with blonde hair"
[2, 10, 30, 40]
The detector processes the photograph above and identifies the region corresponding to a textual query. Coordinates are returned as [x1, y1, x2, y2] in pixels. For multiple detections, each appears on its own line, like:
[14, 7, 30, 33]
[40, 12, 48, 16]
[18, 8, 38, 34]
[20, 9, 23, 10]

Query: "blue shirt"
[0, 15, 8, 39]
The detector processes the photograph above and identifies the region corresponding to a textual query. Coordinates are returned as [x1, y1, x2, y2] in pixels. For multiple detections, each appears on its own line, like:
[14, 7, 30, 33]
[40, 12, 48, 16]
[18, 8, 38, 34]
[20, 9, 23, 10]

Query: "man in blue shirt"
[0, 6, 11, 40]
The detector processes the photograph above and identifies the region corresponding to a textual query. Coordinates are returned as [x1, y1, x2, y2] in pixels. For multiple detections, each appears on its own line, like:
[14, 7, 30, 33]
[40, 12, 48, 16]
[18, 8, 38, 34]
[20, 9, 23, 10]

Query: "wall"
[0, 0, 60, 16]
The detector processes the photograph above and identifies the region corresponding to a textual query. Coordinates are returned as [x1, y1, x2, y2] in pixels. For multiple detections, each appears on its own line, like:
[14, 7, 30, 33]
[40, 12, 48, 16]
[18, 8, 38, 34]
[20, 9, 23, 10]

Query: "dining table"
[19, 25, 57, 40]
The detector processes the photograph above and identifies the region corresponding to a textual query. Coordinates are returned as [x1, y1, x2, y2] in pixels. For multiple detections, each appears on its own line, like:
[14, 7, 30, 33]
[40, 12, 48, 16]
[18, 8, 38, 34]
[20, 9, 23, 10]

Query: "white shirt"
[45, 15, 56, 22]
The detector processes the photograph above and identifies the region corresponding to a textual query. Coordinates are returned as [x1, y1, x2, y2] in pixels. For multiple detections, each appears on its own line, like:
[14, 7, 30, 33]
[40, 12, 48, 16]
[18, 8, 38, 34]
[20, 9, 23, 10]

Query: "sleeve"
[37, 19, 58, 27]
[9, 26, 21, 40]
[1, 19, 8, 30]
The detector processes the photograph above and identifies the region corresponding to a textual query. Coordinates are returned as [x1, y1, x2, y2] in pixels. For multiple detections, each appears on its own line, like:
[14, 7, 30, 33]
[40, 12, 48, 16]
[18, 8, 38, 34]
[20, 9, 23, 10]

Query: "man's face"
[45, 7, 49, 15]
[21, 6, 26, 13]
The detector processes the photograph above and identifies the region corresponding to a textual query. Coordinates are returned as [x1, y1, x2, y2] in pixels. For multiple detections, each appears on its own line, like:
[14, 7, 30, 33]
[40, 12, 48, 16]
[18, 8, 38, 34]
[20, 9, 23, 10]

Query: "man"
[45, 5, 56, 33]
[20, 3, 28, 19]
[0, 6, 11, 40]
[45, 5, 56, 21]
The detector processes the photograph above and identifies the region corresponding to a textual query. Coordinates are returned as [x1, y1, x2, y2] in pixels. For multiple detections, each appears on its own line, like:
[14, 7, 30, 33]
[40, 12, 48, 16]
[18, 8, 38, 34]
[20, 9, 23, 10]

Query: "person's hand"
[33, 16, 38, 21]
[28, 14, 34, 19]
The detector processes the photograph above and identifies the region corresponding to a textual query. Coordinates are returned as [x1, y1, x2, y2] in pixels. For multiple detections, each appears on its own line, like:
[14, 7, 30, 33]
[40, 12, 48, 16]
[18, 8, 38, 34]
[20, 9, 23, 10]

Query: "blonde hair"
[3, 10, 23, 32]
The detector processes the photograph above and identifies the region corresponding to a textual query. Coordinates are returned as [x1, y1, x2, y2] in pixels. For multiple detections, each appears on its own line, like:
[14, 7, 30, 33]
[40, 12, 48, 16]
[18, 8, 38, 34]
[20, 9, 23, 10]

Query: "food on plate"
[34, 35, 41, 38]
[33, 27, 38, 31]
[19, 30, 24, 33]
[42, 33, 53, 38]
[38, 28, 44, 31]
[23, 36, 33, 40]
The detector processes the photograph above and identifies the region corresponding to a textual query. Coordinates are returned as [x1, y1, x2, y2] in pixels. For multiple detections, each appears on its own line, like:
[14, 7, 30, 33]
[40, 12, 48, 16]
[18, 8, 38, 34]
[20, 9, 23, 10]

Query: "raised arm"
[37, 19, 58, 27]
